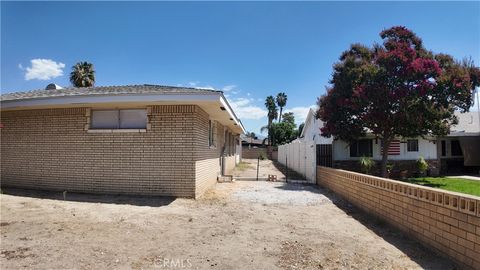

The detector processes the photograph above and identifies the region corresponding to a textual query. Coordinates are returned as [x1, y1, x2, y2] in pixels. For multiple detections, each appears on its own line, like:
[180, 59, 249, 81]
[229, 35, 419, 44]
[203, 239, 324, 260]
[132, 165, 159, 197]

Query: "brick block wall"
[195, 158, 221, 198]
[192, 106, 241, 198]
[1, 106, 203, 197]
[193, 107, 223, 198]
[1, 105, 241, 198]
[242, 147, 267, 159]
[317, 166, 480, 269]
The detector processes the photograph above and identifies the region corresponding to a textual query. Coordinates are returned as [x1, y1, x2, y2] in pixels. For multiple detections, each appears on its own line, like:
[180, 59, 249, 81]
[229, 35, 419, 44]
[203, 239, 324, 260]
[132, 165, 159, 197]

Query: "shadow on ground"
[404, 178, 446, 188]
[270, 159, 306, 180]
[1, 187, 176, 207]
[317, 186, 456, 270]
[273, 182, 324, 194]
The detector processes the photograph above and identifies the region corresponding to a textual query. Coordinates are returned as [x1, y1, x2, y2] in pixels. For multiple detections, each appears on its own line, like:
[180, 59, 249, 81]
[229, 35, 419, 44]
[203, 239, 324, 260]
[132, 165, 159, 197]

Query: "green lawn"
[403, 177, 480, 197]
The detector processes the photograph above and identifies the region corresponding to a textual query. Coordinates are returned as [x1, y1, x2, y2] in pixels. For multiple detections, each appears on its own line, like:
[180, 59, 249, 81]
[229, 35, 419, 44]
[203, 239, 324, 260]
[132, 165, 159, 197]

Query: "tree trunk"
[268, 118, 272, 146]
[380, 137, 392, 178]
[279, 108, 283, 122]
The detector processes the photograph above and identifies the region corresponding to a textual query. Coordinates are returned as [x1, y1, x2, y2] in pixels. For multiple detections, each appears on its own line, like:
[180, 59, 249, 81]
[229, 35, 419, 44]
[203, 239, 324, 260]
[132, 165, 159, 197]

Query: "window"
[91, 109, 147, 129]
[441, 140, 446, 156]
[451, 140, 463, 156]
[407, 139, 419, 152]
[208, 120, 217, 147]
[349, 139, 373, 157]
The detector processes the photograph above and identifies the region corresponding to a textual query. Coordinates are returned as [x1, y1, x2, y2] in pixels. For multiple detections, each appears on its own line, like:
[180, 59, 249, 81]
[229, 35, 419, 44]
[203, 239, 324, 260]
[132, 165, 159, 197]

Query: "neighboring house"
[241, 136, 267, 148]
[439, 111, 480, 174]
[0, 84, 245, 198]
[240, 135, 272, 159]
[281, 108, 479, 179]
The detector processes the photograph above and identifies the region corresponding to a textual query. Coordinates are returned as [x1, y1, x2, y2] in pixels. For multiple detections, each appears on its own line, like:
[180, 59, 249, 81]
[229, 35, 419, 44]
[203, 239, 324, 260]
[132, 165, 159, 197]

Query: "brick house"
[0, 84, 245, 198]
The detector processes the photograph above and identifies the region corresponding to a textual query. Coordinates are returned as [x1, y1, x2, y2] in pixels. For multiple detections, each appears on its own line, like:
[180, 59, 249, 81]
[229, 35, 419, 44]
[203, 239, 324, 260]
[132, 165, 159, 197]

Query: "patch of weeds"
[235, 161, 254, 171]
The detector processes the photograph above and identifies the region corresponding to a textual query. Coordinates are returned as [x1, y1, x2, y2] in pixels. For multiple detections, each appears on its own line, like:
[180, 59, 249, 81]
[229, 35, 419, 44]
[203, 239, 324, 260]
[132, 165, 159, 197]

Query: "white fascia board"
[219, 95, 246, 134]
[1, 94, 220, 109]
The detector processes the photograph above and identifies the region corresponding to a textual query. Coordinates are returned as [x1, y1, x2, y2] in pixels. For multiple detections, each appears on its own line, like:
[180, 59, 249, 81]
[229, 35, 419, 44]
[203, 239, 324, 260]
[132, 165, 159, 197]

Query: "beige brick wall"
[317, 166, 480, 269]
[195, 158, 221, 198]
[1, 105, 244, 198]
[192, 107, 240, 198]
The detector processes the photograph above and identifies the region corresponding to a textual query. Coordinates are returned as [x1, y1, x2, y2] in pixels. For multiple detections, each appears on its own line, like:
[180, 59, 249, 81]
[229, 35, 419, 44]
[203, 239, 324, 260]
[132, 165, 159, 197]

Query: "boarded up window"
[120, 109, 147, 129]
[91, 110, 119, 129]
[91, 109, 147, 129]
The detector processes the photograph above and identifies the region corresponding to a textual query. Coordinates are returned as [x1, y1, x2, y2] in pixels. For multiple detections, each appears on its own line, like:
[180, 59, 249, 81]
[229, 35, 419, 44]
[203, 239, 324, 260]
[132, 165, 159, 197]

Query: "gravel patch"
[232, 181, 331, 206]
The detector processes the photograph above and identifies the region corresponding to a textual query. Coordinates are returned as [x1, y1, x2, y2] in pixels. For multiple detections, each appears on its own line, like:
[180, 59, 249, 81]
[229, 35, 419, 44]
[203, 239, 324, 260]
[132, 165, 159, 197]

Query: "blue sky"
[2, 1, 479, 135]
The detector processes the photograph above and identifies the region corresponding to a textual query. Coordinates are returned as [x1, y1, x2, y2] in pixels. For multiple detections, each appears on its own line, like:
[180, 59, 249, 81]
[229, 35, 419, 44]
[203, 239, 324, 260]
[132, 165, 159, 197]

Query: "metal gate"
[316, 144, 332, 167]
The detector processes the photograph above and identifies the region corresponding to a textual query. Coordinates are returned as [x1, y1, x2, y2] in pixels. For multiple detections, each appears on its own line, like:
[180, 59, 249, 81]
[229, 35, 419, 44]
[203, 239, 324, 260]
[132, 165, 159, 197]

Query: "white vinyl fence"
[278, 140, 316, 183]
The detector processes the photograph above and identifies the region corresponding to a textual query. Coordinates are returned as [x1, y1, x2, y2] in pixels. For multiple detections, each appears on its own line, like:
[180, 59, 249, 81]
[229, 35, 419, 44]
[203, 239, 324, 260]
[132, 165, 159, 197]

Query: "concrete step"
[218, 175, 234, 182]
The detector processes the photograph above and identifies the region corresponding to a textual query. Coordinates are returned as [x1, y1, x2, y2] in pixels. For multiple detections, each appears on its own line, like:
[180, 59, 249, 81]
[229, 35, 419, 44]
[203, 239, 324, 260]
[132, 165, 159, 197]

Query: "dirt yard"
[0, 181, 455, 270]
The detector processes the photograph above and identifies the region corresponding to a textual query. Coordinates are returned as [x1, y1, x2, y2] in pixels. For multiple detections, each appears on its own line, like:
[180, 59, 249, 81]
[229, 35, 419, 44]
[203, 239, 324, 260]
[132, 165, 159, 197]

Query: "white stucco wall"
[333, 138, 437, 161]
[301, 109, 333, 145]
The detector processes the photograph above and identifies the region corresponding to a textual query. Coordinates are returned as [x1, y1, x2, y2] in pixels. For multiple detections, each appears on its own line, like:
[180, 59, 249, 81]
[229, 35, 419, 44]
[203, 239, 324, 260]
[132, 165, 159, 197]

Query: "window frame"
[349, 139, 373, 157]
[88, 108, 148, 132]
[407, 139, 419, 152]
[208, 120, 217, 148]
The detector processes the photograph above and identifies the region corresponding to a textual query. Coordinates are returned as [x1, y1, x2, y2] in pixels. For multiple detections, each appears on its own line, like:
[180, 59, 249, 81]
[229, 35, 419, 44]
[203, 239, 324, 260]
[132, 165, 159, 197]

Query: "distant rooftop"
[1, 84, 222, 102]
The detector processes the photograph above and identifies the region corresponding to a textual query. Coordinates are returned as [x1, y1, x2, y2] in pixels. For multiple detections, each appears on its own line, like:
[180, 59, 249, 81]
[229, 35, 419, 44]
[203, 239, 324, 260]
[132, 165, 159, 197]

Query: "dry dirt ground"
[0, 180, 456, 270]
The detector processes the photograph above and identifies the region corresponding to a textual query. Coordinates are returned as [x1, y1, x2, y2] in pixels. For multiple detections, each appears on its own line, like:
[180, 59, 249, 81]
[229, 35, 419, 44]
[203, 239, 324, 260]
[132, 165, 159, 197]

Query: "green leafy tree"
[270, 112, 298, 145]
[281, 112, 295, 125]
[246, 131, 257, 140]
[276, 92, 288, 122]
[316, 26, 480, 177]
[70, 62, 95, 87]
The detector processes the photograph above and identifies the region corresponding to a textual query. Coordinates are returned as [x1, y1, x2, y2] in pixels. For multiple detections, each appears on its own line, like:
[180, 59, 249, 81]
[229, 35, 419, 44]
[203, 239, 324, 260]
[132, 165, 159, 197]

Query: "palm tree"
[70, 62, 95, 87]
[276, 92, 287, 122]
[264, 96, 278, 146]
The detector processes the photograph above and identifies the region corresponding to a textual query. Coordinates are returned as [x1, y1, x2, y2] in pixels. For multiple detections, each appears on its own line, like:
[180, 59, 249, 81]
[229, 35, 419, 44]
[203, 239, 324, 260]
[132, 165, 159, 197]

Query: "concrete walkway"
[232, 158, 305, 181]
[447, 175, 480, 181]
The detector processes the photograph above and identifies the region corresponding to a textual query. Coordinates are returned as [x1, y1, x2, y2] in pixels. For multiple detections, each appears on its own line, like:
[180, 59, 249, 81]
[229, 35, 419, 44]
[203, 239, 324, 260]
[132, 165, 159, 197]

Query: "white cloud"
[284, 105, 317, 124]
[222, 84, 237, 92]
[186, 81, 215, 90]
[23, 59, 65, 80]
[195, 85, 215, 90]
[18, 63, 24, 70]
[228, 97, 267, 120]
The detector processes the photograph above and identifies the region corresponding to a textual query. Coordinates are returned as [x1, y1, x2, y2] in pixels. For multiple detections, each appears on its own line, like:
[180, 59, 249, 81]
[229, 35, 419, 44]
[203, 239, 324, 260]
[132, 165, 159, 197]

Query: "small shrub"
[258, 152, 267, 160]
[386, 162, 394, 174]
[359, 156, 375, 174]
[417, 156, 429, 175]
